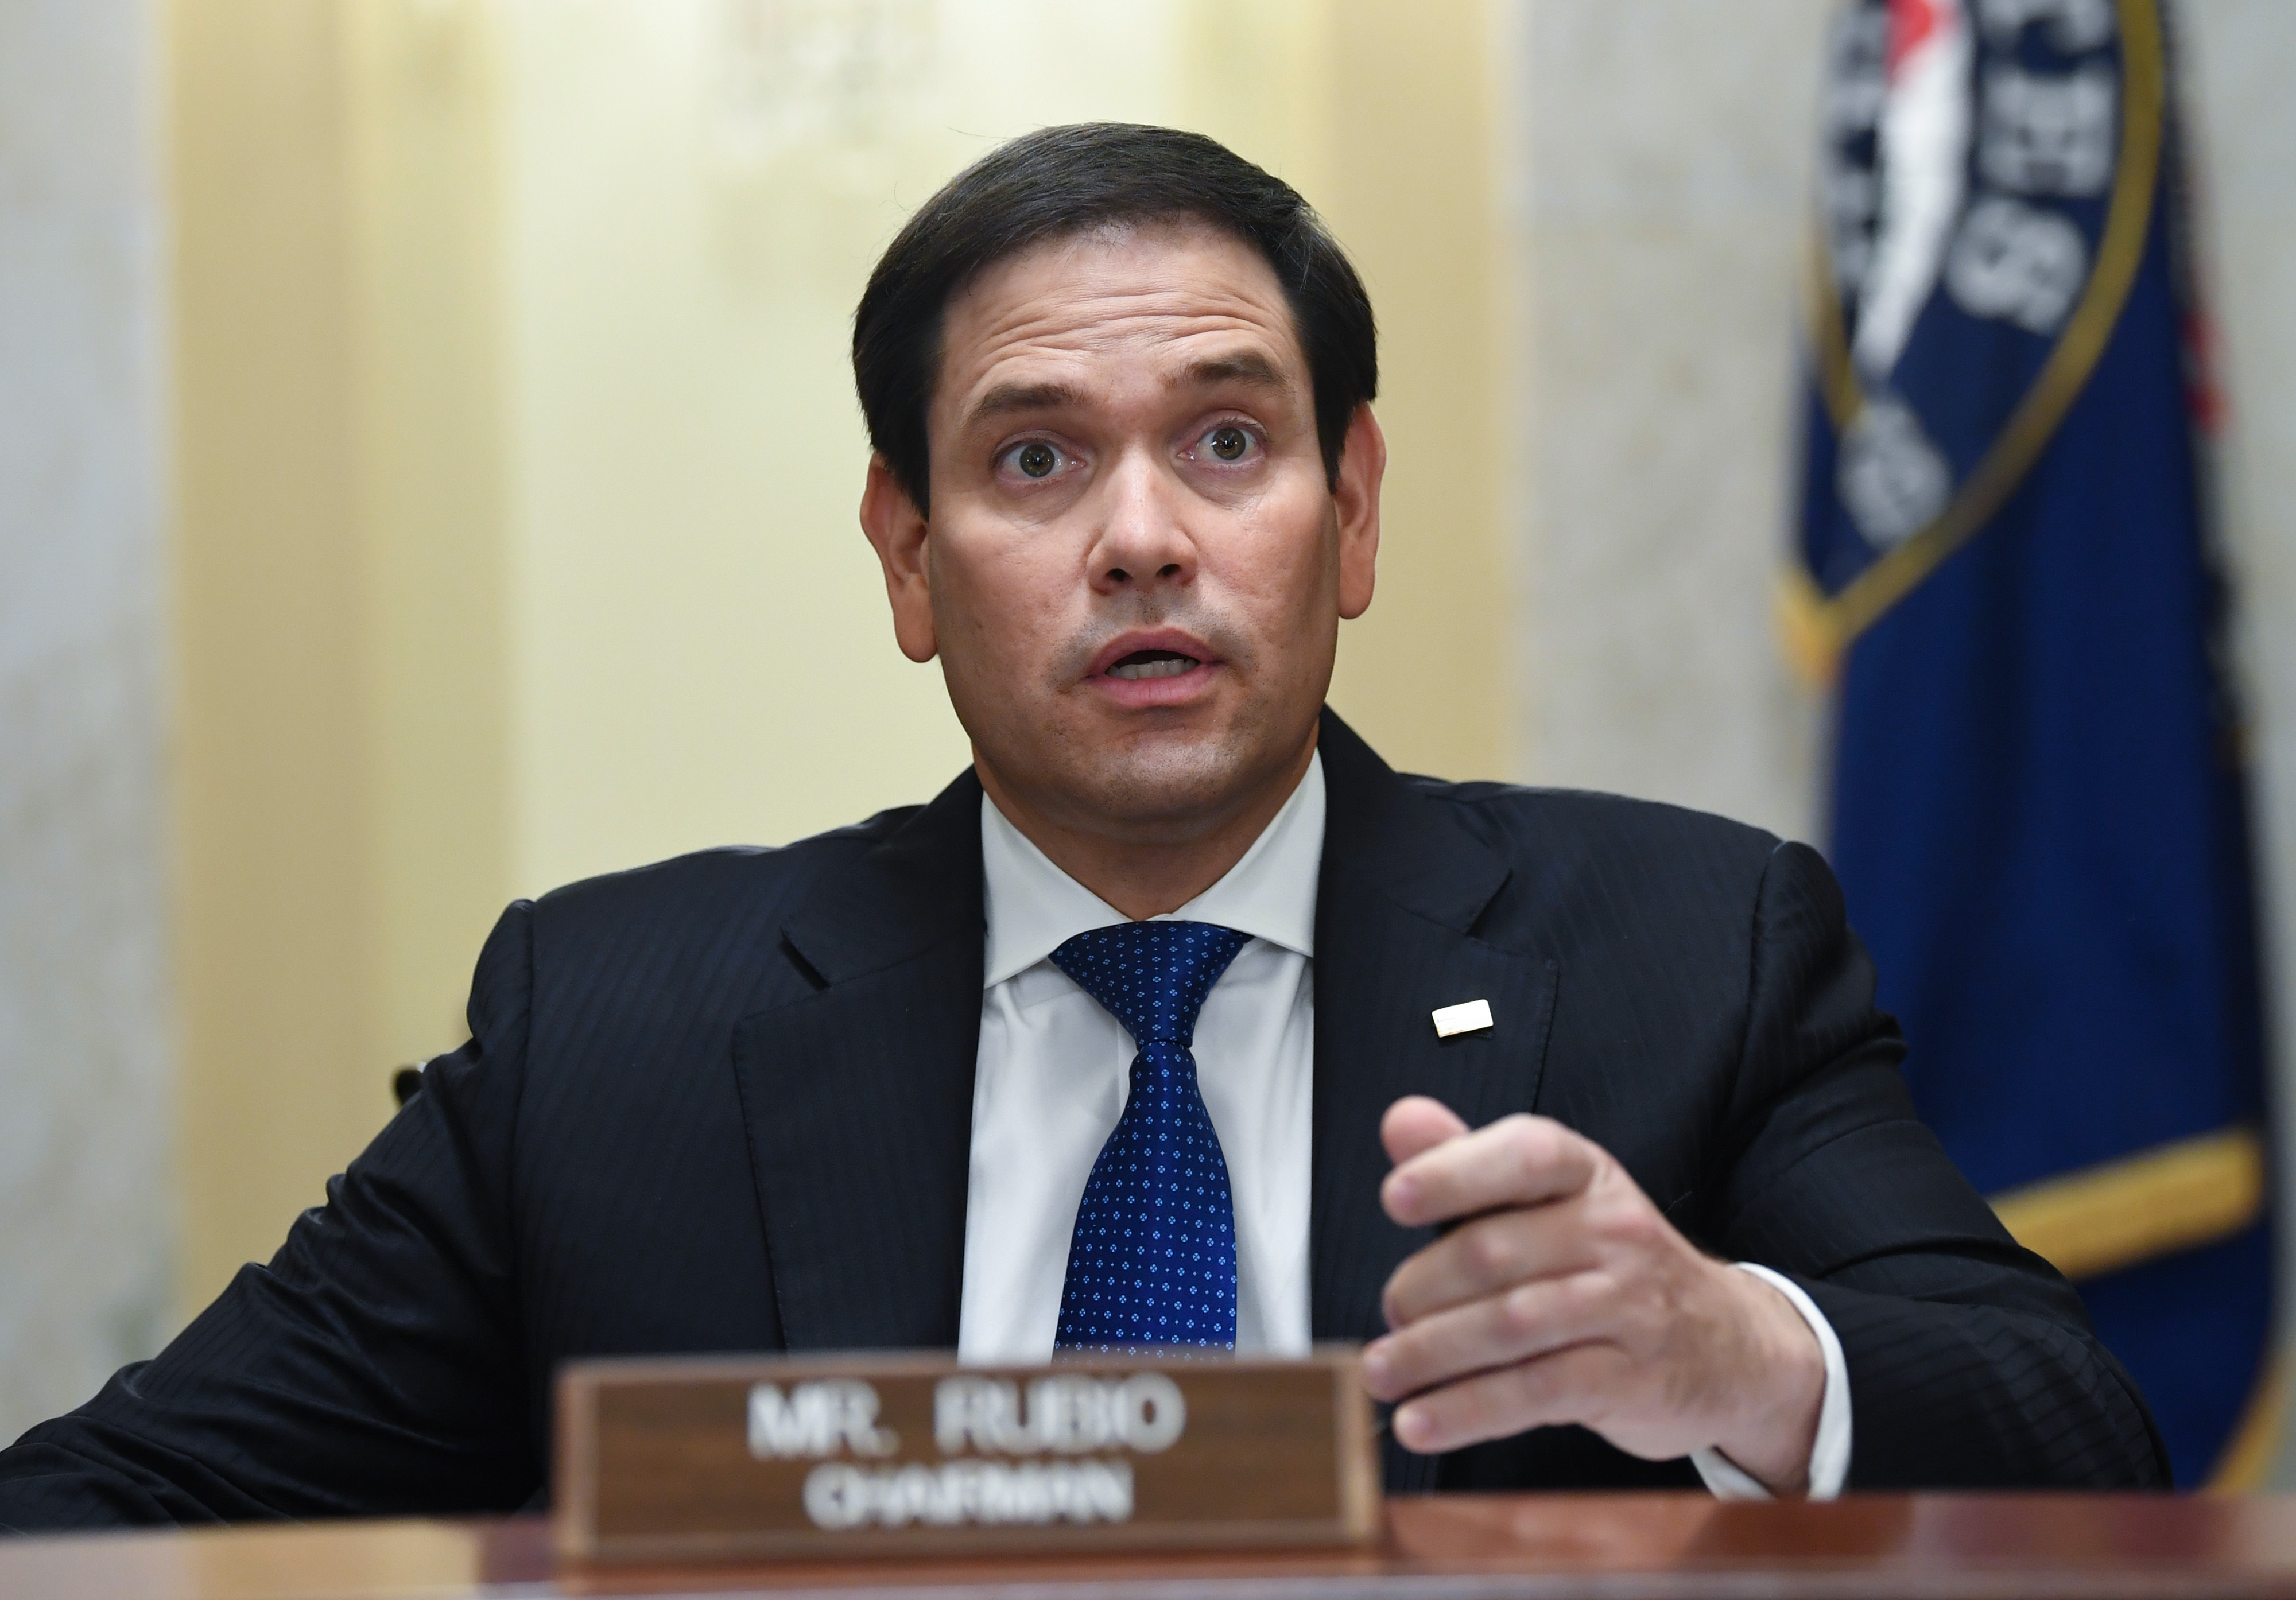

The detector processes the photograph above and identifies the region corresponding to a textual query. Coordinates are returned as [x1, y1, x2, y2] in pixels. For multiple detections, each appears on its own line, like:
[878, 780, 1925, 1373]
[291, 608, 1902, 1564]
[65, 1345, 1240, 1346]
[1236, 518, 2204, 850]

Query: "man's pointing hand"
[1360, 1096, 1825, 1494]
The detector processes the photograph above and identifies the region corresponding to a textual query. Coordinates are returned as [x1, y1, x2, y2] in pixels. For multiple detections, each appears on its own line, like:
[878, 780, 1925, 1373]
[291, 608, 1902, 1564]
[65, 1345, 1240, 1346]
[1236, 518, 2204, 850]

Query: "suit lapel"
[732, 770, 986, 1352]
[1309, 713, 1560, 1347]
[726, 717, 1562, 1376]
[1309, 714, 1560, 1491]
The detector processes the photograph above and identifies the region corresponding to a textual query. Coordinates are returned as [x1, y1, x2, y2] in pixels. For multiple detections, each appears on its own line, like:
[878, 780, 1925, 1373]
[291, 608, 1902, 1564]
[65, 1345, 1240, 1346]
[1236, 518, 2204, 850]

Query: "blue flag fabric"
[1793, 0, 2271, 1487]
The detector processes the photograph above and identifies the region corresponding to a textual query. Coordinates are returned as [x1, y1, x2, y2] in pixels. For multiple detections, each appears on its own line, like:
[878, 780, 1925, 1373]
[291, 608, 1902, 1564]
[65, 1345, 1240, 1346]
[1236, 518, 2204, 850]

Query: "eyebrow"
[961, 380, 1083, 432]
[1174, 351, 1293, 395]
[958, 352, 1296, 434]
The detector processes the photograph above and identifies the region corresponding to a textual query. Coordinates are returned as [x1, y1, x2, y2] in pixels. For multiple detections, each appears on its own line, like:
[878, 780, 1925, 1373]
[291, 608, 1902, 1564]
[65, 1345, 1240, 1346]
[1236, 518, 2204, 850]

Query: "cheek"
[933, 527, 1075, 660]
[1217, 492, 1340, 619]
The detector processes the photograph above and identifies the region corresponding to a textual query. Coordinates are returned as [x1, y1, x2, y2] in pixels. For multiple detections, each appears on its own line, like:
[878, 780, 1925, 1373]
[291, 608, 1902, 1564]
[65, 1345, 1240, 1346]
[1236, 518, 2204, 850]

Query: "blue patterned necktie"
[1050, 921, 1251, 1352]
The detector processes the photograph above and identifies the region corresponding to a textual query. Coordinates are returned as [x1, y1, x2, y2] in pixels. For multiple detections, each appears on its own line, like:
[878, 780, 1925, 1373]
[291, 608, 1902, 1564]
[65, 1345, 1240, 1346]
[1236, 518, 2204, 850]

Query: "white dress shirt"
[956, 751, 1850, 1498]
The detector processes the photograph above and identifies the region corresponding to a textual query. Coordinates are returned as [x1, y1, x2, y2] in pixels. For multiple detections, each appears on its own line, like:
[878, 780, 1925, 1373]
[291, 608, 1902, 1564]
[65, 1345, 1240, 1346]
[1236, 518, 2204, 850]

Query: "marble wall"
[2179, 0, 2296, 1482]
[1510, 0, 1833, 841]
[0, 0, 173, 1439]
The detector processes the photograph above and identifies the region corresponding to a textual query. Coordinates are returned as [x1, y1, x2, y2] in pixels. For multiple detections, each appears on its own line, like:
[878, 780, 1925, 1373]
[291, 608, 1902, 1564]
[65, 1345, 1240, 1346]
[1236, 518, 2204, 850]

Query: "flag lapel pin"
[1430, 999, 1494, 1039]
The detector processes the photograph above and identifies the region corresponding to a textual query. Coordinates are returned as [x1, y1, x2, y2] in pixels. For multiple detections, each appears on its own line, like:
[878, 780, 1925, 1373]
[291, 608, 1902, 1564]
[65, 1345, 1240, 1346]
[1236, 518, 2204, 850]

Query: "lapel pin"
[1430, 999, 1494, 1039]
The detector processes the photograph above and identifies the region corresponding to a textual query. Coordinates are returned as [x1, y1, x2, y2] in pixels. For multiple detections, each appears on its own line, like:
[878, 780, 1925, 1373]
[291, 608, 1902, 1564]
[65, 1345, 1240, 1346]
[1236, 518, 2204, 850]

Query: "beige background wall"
[174, 0, 381, 1327]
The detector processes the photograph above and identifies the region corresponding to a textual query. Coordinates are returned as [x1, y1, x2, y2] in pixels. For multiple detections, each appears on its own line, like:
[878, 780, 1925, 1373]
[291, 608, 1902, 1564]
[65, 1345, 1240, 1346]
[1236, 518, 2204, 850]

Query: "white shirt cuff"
[1688, 1262, 1852, 1500]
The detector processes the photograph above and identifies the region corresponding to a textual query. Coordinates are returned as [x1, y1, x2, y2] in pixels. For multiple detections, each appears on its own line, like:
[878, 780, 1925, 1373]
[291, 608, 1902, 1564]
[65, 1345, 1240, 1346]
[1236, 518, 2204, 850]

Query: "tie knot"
[1050, 921, 1251, 1047]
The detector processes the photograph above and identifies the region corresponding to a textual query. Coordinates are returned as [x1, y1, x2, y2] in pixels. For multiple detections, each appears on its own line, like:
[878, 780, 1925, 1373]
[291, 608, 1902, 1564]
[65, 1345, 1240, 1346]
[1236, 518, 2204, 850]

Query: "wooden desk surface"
[7, 1494, 2296, 1600]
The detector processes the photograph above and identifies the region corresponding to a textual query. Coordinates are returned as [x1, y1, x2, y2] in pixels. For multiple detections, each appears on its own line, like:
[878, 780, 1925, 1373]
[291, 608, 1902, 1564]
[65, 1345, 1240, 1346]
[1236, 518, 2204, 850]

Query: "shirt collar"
[979, 749, 1325, 988]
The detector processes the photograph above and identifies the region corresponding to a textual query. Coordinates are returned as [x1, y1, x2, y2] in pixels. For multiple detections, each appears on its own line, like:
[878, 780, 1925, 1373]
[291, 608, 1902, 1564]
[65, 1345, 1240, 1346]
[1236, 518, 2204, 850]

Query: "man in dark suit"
[0, 124, 2163, 1529]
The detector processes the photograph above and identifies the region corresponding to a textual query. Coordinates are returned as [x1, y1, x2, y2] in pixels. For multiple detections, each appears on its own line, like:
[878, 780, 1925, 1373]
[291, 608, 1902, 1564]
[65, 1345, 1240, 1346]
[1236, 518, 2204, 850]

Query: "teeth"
[1110, 656, 1199, 681]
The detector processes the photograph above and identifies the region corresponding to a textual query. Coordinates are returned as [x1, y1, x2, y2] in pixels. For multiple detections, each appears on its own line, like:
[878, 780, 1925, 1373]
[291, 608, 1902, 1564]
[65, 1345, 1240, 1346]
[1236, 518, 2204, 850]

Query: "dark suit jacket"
[0, 712, 2165, 1528]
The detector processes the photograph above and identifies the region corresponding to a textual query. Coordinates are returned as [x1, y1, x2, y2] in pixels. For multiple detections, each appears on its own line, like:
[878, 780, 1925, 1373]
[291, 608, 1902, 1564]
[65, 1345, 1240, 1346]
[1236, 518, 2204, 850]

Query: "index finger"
[1380, 1113, 1597, 1229]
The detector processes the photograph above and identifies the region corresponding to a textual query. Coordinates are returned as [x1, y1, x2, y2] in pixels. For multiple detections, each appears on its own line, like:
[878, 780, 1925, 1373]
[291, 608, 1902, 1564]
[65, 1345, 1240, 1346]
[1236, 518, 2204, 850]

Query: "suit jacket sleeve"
[1711, 840, 2169, 1488]
[0, 903, 544, 1529]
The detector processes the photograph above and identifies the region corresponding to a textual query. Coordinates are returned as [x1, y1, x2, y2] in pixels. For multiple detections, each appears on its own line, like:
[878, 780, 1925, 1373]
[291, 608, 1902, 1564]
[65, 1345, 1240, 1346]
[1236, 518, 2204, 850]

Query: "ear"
[859, 453, 938, 663]
[1333, 403, 1385, 620]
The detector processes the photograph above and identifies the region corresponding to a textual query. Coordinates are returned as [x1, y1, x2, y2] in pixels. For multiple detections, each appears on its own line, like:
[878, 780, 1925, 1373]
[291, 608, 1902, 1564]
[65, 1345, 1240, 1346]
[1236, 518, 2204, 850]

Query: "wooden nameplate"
[554, 1348, 1379, 1564]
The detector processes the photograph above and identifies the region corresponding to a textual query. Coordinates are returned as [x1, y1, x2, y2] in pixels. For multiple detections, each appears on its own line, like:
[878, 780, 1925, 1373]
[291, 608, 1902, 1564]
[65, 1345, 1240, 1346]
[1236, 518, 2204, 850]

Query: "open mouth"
[1106, 649, 1201, 681]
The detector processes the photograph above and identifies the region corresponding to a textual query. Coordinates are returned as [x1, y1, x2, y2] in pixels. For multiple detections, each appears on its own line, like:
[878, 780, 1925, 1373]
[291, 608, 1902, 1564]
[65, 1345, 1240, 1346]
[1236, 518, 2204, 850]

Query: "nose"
[1086, 447, 1196, 597]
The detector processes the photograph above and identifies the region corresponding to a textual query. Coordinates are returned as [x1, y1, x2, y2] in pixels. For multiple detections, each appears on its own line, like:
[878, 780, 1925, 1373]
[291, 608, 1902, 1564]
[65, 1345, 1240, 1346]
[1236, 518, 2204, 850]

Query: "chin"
[1069, 727, 1280, 837]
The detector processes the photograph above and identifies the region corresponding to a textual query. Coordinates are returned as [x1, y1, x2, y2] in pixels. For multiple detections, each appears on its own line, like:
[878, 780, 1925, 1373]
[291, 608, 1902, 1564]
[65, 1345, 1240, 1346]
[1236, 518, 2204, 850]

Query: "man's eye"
[1204, 426, 1252, 462]
[1011, 441, 1060, 479]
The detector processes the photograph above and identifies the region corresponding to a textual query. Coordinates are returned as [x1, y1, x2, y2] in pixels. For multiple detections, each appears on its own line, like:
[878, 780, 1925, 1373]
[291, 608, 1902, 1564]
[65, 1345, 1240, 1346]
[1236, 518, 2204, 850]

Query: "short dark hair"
[852, 123, 1378, 515]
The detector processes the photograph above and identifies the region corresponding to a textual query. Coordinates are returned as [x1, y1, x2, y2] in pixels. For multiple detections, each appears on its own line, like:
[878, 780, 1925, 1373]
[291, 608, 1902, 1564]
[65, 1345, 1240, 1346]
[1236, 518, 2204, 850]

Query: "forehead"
[932, 224, 1306, 428]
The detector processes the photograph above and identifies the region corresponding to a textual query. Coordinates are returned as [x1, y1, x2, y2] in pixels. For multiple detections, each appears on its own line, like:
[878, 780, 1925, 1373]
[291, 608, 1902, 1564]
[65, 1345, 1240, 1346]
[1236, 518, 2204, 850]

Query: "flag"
[1788, 0, 2275, 1488]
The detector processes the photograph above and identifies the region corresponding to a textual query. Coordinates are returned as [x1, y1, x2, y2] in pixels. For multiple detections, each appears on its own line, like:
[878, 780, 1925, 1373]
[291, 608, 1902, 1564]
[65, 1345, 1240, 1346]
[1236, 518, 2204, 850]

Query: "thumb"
[1381, 1094, 1470, 1168]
